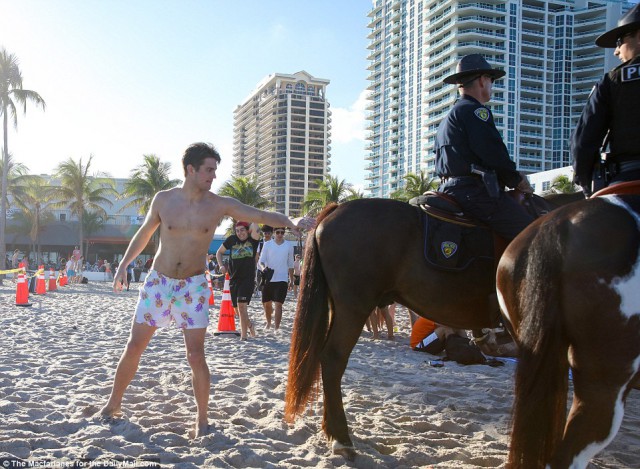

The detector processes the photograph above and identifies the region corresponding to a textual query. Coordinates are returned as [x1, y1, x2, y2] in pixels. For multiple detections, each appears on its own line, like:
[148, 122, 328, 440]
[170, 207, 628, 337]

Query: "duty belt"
[441, 174, 482, 183]
[618, 160, 640, 173]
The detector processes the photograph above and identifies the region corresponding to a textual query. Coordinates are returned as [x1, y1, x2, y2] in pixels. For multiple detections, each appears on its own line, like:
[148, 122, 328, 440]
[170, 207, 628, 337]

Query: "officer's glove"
[516, 176, 534, 194]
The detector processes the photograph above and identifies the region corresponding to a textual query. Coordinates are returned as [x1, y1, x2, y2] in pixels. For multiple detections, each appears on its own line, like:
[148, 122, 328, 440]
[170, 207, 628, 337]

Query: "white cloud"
[330, 89, 369, 144]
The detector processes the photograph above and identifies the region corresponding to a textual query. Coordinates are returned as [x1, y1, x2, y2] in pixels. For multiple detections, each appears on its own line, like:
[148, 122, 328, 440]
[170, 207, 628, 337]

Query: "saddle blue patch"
[474, 107, 490, 121]
[441, 241, 458, 259]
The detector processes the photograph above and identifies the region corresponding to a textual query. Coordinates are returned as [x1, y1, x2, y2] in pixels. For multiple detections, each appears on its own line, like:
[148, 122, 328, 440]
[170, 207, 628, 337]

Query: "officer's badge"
[474, 108, 490, 122]
[441, 241, 458, 259]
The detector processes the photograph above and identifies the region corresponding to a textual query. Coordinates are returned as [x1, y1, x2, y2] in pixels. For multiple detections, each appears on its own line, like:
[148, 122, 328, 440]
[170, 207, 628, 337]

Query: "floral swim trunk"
[134, 270, 210, 329]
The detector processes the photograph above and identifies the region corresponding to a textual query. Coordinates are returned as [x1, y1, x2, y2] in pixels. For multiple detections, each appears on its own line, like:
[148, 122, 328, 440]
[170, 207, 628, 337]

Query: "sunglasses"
[459, 74, 495, 88]
[275, 230, 285, 235]
[616, 32, 633, 48]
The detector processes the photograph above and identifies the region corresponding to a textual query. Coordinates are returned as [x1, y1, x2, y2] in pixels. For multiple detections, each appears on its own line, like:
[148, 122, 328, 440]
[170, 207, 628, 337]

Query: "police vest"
[609, 55, 640, 160]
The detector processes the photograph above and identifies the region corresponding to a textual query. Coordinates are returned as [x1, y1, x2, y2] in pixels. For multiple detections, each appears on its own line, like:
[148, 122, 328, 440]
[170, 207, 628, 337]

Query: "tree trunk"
[78, 209, 84, 259]
[0, 107, 9, 285]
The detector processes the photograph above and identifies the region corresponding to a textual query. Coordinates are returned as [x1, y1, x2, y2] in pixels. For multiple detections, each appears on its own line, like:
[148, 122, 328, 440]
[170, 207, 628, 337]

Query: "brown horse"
[497, 191, 640, 468]
[283, 194, 579, 459]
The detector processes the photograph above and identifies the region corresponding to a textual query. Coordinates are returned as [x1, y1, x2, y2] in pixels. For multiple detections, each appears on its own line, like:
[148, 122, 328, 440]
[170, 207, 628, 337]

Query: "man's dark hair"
[182, 142, 221, 176]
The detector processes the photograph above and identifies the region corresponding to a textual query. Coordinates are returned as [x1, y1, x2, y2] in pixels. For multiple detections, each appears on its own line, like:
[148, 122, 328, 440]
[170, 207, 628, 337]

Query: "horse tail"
[509, 221, 569, 468]
[284, 203, 339, 423]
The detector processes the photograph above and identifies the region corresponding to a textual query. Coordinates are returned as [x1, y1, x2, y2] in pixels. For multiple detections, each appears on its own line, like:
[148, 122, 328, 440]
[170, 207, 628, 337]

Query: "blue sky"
[0, 0, 371, 191]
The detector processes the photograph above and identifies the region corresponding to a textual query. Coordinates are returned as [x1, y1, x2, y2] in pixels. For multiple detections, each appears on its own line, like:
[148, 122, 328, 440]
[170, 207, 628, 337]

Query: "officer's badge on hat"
[474, 108, 490, 122]
[595, 4, 640, 48]
[443, 54, 506, 85]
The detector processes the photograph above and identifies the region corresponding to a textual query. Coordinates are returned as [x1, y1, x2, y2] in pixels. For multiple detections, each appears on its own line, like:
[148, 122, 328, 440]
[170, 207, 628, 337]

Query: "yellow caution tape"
[0, 267, 25, 274]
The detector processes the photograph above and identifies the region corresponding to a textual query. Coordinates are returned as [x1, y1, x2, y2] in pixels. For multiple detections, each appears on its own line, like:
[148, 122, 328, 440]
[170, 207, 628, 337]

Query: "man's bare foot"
[98, 404, 123, 422]
[192, 421, 211, 438]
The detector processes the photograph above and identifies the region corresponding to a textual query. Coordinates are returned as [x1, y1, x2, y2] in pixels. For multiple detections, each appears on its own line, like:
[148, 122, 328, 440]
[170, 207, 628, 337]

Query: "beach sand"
[1, 281, 638, 468]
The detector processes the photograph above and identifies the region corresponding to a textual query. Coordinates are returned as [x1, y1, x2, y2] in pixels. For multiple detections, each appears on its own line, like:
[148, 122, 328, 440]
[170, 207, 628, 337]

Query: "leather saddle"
[592, 180, 640, 197]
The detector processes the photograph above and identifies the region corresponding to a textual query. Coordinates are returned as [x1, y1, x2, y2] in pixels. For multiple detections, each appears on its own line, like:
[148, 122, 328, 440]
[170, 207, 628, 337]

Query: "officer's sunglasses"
[616, 31, 634, 48]
[459, 74, 494, 87]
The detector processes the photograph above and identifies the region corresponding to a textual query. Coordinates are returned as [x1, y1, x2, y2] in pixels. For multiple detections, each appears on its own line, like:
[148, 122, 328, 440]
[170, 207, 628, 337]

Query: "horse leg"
[550, 360, 640, 468]
[320, 300, 369, 460]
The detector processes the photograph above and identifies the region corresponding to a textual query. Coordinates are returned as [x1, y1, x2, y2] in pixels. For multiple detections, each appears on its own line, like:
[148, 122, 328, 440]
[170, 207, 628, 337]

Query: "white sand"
[1, 281, 638, 468]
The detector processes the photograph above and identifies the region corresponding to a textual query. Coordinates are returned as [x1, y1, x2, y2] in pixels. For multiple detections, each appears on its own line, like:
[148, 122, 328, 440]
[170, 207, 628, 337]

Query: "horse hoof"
[332, 440, 356, 461]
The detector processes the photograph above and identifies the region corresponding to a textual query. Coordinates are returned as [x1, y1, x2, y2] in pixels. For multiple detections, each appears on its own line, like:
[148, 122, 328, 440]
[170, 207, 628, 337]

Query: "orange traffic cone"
[15, 266, 32, 307]
[206, 271, 215, 306]
[48, 268, 57, 291]
[213, 273, 240, 336]
[35, 266, 46, 295]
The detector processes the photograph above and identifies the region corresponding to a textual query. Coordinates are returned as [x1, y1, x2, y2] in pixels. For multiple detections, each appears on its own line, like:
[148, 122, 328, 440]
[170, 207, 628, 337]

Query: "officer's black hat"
[596, 4, 640, 48]
[443, 54, 506, 85]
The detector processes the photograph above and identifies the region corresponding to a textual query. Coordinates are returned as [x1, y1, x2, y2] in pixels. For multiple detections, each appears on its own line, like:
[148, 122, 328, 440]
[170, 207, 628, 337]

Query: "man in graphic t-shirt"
[216, 221, 260, 340]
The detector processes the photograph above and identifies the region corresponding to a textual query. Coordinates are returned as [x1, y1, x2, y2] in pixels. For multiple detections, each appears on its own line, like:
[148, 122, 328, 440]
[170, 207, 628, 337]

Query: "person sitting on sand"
[99, 142, 314, 438]
[410, 316, 457, 354]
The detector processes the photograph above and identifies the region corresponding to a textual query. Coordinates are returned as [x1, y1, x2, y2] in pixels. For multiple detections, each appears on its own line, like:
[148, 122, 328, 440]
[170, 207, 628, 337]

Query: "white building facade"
[365, 0, 632, 198]
[233, 71, 332, 216]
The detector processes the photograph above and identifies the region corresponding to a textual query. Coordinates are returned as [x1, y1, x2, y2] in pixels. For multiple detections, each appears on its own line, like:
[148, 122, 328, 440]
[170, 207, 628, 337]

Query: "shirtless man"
[99, 142, 313, 437]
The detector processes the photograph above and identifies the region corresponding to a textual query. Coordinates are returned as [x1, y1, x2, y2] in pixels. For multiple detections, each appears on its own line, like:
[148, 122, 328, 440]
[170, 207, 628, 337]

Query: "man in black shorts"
[216, 221, 260, 340]
[258, 227, 294, 331]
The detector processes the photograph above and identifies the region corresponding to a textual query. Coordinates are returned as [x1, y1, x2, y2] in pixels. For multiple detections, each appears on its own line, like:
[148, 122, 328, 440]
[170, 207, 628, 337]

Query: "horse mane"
[543, 191, 585, 208]
[316, 203, 339, 224]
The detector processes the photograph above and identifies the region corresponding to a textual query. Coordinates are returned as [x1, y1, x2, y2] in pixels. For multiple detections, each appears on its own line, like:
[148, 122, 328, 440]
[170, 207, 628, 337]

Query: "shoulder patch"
[474, 107, 490, 122]
[621, 63, 640, 83]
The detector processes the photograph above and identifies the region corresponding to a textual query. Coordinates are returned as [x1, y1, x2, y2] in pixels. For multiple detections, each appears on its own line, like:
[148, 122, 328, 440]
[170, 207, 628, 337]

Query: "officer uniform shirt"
[571, 54, 640, 187]
[435, 94, 521, 188]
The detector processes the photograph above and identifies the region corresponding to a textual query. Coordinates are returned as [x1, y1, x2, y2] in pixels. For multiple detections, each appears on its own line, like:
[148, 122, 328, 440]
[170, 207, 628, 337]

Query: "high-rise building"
[365, 0, 631, 198]
[233, 71, 331, 216]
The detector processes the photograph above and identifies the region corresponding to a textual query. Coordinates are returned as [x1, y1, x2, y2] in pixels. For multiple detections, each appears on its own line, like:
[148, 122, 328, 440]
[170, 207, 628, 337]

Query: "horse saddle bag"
[410, 192, 494, 271]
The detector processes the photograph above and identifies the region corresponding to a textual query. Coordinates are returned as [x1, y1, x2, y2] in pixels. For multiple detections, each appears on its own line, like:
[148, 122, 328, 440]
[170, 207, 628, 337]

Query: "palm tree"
[391, 171, 439, 202]
[0, 47, 45, 280]
[217, 175, 271, 235]
[302, 175, 356, 216]
[82, 210, 108, 261]
[120, 154, 181, 216]
[548, 174, 578, 194]
[53, 155, 117, 253]
[11, 175, 57, 265]
[218, 175, 271, 228]
[0, 152, 30, 211]
[347, 187, 366, 200]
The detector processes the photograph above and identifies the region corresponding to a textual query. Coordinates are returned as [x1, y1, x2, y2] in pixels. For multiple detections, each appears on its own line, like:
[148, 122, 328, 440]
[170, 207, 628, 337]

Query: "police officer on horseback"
[572, 4, 640, 196]
[435, 54, 534, 240]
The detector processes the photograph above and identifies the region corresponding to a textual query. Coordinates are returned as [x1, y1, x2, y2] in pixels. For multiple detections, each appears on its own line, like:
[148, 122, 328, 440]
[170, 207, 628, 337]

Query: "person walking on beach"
[292, 253, 301, 299]
[99, 142, 313, 438]
[216, 221, 261, 340]
[254, 225, 273, 298]
[258, 227, 294, 332]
